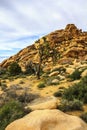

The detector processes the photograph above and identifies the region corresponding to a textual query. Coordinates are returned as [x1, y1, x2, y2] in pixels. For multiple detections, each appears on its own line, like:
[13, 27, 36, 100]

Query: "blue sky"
[0, 0, 87, 62]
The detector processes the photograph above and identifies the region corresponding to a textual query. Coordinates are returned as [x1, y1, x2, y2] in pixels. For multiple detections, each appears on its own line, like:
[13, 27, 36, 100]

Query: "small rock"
[52, 79, 59, 84]
[49, 71, 59, 77]
[66, 67, 75, 75]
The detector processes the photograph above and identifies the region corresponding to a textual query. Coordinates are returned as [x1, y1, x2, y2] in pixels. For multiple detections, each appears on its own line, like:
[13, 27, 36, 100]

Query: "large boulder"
[6, 109, 87, 130]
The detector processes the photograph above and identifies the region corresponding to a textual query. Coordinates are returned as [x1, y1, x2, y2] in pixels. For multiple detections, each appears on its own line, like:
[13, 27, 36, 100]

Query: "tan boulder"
[25, 96, 58, 110]
[49, 71, 59, 77]
[6, 109, 87, 130]
[66, 67, 75, 75]
[81, 69, 87, 77]
[51, 79, 59, 84]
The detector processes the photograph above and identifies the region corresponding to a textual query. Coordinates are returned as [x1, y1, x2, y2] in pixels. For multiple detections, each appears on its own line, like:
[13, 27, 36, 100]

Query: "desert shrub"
[62, 75, 87, 103]
[0, 100, 31, 130]
[25, 61, 35, 75]
[0, 74, 9, 79]
[0, 67, 6, 75]
[19, 80, 24, 84]
[8, 77, 14, 81]
[53, 90, 63, 97]
[58, 99, 83, 112]
[0, 83, 7, 91]
[6, 90, 17, 99]
[18, 93, 39, 103]
[37, 82, 46, 88]
[68, 69, 81, 81]
[5, 86, 39, 104]
[80, 113, 87, 123]
[45, 76, 60, 86]
[8, 62, 22, 76]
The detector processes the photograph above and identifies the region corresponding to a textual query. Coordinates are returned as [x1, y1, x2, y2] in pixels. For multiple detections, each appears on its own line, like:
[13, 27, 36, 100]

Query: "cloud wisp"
[0, 0, 87, 62]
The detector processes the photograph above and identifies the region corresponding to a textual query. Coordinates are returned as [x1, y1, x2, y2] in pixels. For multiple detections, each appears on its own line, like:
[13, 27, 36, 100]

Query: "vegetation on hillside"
[0, 100, 31, 130]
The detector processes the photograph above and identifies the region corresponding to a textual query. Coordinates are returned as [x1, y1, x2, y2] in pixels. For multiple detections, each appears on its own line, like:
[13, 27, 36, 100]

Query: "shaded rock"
[6, 109, 87, 130]
[25, 96, 58, 110]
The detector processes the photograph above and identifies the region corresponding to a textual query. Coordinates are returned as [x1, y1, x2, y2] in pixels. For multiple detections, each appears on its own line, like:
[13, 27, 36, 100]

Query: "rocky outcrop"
[0, 24, 87, 70]
[5, 109, 87, 130]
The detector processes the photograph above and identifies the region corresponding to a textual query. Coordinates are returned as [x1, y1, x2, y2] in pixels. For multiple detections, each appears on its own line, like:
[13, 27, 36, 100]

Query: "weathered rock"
[25, 96, 58, 110]
[51, 79, 59, 84]
[81, 69, 87, 77]
[66, 67, 75, 74]
[58, 75, 65, 80]
[0, 24, 87, 70]
[49, 71, 59, 77]
[5, 109, 87, 130]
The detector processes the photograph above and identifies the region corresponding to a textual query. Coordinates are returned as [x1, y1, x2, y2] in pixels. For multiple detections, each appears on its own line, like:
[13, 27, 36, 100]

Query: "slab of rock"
[6, 109, 87, 130]
[25, 96, 58, 110]
[49, 71, 59, 77]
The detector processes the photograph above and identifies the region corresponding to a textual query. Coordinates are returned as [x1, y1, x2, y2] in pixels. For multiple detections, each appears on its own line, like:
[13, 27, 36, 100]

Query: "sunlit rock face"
[0, 24, 87, 71]
[6, 109, 87, 130]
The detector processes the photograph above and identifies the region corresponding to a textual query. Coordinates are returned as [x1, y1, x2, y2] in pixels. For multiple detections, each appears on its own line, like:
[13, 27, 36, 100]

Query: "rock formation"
[0, 24, 87, 71]
[5, 109, 87, 130]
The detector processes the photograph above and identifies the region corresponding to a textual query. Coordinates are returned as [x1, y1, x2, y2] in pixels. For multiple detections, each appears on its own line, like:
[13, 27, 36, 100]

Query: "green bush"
[18, 93, 39, 103]
[80, 113, 87, 123]
[0, 67, 6, 75]
[62, 75, 87, 103]
[37, 82, 46, 88]
[0, 100, 31, 130]
[0, 83, 7, 91]
[53, 90, 63, 97]
[58, 99, 83, 112]
[68, 69, 81, 81]
[8, 62, 22, 76]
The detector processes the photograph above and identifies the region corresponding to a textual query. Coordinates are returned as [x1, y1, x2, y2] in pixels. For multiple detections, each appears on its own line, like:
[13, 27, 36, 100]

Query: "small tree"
[8, 62, 22, 76]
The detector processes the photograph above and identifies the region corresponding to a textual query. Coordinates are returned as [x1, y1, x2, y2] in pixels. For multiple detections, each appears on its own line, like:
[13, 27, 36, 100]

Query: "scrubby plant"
[68, 69, 82, 81]
[8, 62, 22, 76]
[62, 75, 87, 103]
[37, 82, 46, 88]
[25, 61, 35, 75]
[0, 83, 7, 91]
[0, 67, 6, 75]
[80, 113, 87, 123]
[58, 99, 83, 112]
[53, 90, 63, 97]
[0, 100, 31, 130]
[18, 92, 39, 103]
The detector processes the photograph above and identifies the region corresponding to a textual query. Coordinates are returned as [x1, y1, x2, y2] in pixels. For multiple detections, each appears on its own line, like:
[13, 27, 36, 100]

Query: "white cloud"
[0, 0, 87, 62]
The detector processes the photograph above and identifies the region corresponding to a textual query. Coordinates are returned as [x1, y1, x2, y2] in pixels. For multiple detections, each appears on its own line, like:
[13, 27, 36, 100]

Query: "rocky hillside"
[0, 24, 87, 70]
[0, 24, 87, 130]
